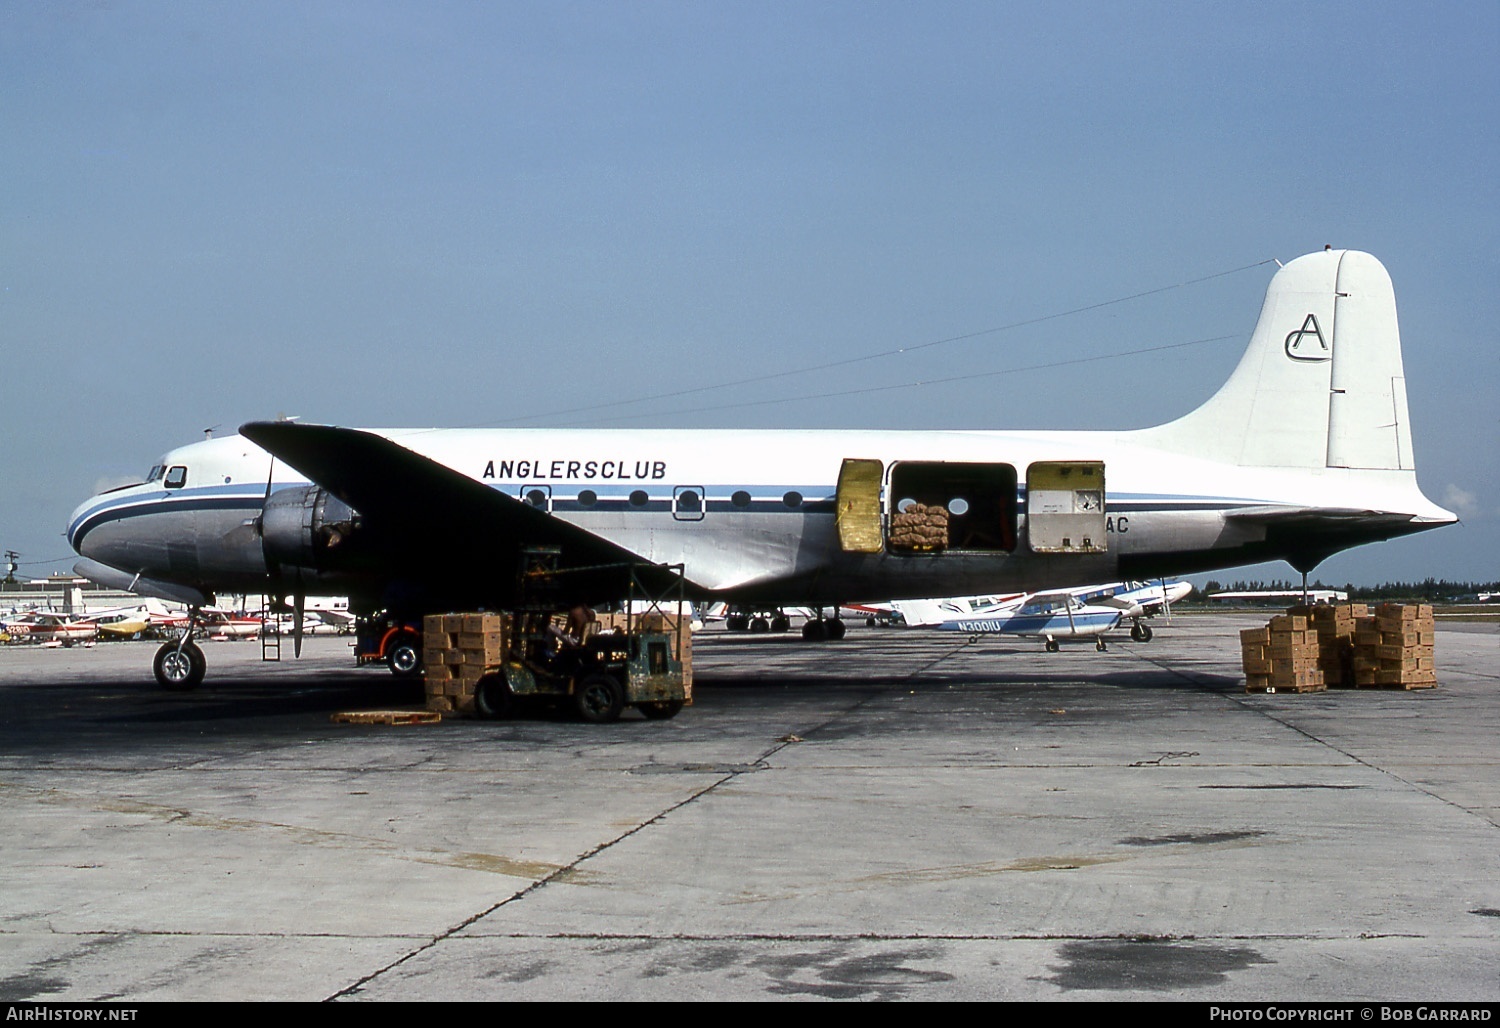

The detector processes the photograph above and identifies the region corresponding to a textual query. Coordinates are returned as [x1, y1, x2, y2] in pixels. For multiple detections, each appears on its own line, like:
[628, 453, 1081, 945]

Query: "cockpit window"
[147, 465, 165, 483]
[164, 466, 188, 489]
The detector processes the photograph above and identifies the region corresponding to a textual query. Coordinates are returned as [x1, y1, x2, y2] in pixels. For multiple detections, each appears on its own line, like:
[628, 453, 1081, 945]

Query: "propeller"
[293, 588, 305, 659]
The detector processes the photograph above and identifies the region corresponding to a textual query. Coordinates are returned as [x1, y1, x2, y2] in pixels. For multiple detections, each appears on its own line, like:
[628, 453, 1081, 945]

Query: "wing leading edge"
[239, 421, 660, 606]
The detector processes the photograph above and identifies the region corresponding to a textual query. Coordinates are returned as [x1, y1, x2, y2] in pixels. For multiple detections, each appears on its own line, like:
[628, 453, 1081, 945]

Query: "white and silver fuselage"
[66, 425, 1450, 607]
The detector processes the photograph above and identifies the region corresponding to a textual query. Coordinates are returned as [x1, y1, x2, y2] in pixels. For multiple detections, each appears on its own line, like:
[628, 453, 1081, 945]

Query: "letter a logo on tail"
[1285, 313, 1330, 362]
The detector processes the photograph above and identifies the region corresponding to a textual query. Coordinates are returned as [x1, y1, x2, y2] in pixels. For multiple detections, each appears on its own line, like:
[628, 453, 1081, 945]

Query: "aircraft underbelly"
[1107, 510, 1238, 556]
[565, 506, 1294, 601]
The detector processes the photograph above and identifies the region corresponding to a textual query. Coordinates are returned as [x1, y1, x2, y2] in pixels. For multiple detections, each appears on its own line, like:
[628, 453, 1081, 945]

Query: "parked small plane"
[1074, 579, 1193, 640]
[66, 249, 1455, 688]
[932, 590, 1125, 651]
[886, 578, 1191, 642]
[2, 611, 99, 645]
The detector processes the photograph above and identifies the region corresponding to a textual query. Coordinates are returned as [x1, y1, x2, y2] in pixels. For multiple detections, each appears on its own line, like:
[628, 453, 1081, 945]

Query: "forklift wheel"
[638, 700, 684, 720]
[573, 673, 625, 724]
[475, 673, 513, 720]
[386, 634, 423, 678]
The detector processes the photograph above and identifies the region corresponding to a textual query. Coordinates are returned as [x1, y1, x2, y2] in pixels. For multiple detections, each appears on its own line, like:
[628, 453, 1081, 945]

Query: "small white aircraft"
[882, 578, 1191, 644]
[1071, 579, 1193, 640]
[66, 249, 1456, 688]
[1, 611, 99, 645]
[931, 590, 1125, 651]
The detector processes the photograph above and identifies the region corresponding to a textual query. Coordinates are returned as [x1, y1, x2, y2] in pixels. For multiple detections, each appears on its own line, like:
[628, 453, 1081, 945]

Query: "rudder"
[1137, 249, 1411, 470]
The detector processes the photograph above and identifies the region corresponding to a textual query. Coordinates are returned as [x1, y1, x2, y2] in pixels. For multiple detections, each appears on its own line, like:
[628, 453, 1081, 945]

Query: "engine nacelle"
[260, 486, 358, 572]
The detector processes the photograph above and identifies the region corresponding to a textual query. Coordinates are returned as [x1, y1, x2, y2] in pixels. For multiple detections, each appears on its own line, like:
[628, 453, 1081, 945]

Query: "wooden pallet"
[330, 709, 443, 725]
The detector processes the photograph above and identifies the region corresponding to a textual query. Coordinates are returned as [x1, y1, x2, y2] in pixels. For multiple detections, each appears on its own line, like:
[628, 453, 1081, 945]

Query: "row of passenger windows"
[149, 469, 967, 517]
[523, 488, 807, 510]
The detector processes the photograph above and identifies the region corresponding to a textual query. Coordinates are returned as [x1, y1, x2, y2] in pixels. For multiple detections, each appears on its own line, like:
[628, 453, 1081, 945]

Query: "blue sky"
[3, 1, 1495, 588]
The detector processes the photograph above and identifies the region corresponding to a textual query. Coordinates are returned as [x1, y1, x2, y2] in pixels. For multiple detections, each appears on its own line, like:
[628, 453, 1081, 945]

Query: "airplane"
[2, 611, 99, 646]
[66, 249, 1456, 689]
[1208, 588, 1348, 604]
[1072, 579, 1193, 640]
[882, 578, 1191, 642]
[848, 593, 1027, 629]
[930, 590, 1124, 651]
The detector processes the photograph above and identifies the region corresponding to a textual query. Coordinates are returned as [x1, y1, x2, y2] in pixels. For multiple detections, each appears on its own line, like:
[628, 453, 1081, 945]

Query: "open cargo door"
[885, 461, 1017, 553]
[1026, 461, 1106, 553]
[836, 458, 884, 553]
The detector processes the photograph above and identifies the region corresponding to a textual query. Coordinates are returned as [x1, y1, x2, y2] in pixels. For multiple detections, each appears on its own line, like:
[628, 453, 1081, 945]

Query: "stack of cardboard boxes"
[1241, 613, 1324, 693]
[1241, 603, 1437, 692]
[1353, 603, 1437, 689]
[421, 612, 506, 714]
[1300, 603, 1367, 687]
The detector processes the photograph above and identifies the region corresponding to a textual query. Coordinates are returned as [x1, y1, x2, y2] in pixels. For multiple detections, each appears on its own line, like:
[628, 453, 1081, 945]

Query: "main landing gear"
[725, 606, 846, 642]
[800, 615, 846, 641]
[727, 610, 792, 634]
[1129, 621, 1154, 642]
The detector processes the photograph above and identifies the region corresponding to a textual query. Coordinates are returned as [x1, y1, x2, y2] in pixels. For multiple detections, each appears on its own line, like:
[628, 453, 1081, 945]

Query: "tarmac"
[0, 614, 1496, 1002]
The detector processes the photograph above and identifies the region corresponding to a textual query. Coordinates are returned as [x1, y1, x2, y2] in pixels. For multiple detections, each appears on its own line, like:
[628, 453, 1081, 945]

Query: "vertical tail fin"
[1137, 249, 1413, 470]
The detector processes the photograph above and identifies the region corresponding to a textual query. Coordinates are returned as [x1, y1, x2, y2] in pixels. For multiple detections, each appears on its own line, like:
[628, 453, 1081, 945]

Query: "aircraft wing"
[239, 421, 665, 606]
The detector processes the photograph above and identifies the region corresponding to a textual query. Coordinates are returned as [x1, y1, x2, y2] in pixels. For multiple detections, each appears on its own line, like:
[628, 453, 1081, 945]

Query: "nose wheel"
[153, 640, 206, 690]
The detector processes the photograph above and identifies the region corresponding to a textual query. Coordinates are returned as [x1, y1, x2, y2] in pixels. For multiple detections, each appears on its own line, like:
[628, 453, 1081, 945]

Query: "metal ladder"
[260, 596, 281, 661]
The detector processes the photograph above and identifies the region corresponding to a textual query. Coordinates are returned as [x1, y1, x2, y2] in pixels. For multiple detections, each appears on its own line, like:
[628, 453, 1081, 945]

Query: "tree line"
[1198, 578, 1499, 602]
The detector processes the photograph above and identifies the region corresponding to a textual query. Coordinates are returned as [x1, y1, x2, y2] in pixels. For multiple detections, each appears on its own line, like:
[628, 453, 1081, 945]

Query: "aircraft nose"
[67, 490, 135, 566]
[67, 494, 102, 555]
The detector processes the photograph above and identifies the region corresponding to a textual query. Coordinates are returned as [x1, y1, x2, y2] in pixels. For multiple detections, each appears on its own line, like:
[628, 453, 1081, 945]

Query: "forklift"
[471, 549, 692, 723]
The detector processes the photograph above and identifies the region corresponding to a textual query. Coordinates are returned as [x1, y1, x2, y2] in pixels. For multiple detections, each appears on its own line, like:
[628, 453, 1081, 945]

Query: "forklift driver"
[554, 603, 594, 647]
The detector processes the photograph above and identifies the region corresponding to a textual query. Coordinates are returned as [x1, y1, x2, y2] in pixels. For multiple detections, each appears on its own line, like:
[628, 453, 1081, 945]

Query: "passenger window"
[673, 486, 705, 522]
[164, 466, 188, 489]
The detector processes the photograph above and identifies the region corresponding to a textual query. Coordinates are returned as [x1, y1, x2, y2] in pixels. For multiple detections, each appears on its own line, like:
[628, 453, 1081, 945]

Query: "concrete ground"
[0, 614, 1496, 1002]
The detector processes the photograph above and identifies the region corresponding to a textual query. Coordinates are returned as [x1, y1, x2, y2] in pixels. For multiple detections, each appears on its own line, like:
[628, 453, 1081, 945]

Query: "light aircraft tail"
[1137, 249, 1413, 471]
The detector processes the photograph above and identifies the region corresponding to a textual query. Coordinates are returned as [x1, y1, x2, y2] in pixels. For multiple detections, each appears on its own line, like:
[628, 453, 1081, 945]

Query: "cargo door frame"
[1024, 461, 1106, 554]
[883, 460, 1018, 554]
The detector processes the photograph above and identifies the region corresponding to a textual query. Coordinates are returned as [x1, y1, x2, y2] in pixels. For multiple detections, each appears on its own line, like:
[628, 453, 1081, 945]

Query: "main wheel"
[726, 615, 748, 632]
[1095, 637, 1108, 652]
[825, 618, 846, 641]
[386, 634, 423, 678]
[749, 617, 770, 633]
[638, 699, 684, 720]
[573, 673, 625, 723]
[153, 641, 206, 690]
[771, 615, 790, 633]
[802, 619, 828, 641]
[1044, 638, 1060, 653]
[1130, 623, 1153, 642]
[474, 672, 514, 720]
